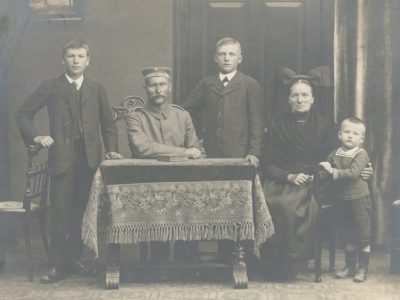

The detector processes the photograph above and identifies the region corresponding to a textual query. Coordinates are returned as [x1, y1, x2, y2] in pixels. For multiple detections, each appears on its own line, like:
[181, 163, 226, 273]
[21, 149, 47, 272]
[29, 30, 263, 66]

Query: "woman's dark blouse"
[262, 110, 337, 181]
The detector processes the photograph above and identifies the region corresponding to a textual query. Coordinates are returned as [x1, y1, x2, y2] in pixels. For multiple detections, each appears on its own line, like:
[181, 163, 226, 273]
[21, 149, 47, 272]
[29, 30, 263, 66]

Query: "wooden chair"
[0, 145, 50, 282]
[113, 95, 151, 265]
[112, 95, 145, 121]
[313, 165, 337, 282]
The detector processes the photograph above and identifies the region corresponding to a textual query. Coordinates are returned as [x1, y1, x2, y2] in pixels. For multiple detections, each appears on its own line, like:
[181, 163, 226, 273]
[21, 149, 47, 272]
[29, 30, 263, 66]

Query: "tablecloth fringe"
[253, 217, 275, 258]
[99, 222, 255, 244]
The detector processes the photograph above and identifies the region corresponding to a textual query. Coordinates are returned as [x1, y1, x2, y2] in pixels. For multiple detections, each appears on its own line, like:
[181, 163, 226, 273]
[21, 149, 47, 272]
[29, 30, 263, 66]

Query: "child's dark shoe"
[335, 251, 357, 279]
[353, 252, 369, 283]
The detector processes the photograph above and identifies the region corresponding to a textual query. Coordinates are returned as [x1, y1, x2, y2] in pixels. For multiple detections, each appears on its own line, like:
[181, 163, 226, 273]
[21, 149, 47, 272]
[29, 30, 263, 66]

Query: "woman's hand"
[319, 161, 333, 174]
[33, 135, 54, 148]
[287, 173, 313, 185]
[360, 163, 373, 181]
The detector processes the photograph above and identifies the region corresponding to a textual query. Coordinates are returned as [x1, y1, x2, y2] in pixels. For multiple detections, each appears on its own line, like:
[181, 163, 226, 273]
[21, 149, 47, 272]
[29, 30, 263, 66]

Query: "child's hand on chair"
[393, 200, 400, 207]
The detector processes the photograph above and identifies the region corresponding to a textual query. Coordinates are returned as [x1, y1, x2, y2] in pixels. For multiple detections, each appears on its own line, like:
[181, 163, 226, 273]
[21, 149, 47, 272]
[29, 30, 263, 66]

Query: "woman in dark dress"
[261, 67, 335, 280]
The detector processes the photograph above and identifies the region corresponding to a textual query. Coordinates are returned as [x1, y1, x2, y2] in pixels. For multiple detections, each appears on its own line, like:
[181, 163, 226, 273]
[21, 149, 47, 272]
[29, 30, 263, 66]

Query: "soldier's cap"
[142, 67, 172, 80]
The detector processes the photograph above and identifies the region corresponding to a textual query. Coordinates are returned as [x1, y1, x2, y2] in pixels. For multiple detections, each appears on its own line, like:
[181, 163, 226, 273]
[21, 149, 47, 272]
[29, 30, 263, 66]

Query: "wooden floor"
[0, 238, 399, 300]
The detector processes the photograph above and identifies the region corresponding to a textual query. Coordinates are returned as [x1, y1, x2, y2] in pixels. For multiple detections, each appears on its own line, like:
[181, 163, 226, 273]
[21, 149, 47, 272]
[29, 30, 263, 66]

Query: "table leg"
[232, 241, 248, 289]
[105, 243, 120, 289]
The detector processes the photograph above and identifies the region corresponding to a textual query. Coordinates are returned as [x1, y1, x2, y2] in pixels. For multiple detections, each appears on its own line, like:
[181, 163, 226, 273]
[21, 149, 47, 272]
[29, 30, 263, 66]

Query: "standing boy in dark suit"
[15, 39, 122, 283]
[184, 37, 264, 261]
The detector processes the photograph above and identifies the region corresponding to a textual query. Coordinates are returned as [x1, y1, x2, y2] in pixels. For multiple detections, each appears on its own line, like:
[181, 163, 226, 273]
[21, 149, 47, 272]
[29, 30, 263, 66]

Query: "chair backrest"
[112, 95, 145, 121]
[23, 145, 49, 211]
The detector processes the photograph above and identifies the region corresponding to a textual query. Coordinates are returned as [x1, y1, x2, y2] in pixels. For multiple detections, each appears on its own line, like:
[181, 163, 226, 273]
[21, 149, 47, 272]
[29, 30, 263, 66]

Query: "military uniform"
[126, 103, 203, 158]
[126, 66, 203, 262]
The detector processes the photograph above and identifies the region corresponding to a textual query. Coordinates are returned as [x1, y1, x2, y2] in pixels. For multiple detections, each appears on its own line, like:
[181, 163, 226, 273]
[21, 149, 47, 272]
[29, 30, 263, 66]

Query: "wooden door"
[174, 0, 334, 120]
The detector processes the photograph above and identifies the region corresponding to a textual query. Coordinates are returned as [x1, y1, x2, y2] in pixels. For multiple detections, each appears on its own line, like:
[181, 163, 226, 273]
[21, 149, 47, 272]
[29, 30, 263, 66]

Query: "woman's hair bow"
[278, 66, 330, 87]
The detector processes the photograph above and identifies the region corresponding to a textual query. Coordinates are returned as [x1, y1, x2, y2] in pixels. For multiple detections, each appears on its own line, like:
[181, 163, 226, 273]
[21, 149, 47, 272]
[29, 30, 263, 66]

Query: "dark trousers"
[49, 139, 95, 269]
[0, 214, 15, 260]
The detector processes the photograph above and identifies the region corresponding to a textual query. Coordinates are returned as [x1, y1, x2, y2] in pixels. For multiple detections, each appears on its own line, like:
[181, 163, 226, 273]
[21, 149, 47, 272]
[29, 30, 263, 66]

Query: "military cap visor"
[142, 67, 172, 80]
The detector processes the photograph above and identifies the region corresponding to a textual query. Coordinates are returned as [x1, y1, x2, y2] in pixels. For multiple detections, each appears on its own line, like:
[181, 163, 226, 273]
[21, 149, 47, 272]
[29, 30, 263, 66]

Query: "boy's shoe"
[335, 251, 357, 279]
[70, 259, 97, 277]
[354, 252, 369, 283]
[40, 267, 66, 284]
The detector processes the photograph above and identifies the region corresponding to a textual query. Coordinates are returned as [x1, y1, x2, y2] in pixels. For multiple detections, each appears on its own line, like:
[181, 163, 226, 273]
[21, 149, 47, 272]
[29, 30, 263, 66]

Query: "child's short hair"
[341, 117, 366, 134]
[62, 38, 90, 57]
[215, 37, 241, 53]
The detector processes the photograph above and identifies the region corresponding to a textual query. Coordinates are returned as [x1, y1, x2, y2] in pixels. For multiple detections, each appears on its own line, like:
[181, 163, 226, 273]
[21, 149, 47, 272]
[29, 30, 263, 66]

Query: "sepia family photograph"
[0, 0, 399, 299]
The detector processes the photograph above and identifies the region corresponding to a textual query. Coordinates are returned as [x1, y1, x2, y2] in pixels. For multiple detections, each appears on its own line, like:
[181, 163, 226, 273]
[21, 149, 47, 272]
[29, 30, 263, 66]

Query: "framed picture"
[28, 0, 83, 20]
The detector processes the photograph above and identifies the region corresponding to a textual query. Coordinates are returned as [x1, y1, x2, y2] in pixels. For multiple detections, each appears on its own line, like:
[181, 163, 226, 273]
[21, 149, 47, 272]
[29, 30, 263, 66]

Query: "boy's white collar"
[65, 73, 84, 90]
[336, 146, 361, 157]
[219, 70, 237, 82]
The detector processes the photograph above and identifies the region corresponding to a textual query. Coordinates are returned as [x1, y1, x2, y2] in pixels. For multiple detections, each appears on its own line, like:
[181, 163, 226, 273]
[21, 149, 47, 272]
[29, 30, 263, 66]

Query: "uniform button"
[218, 112, 222, 116]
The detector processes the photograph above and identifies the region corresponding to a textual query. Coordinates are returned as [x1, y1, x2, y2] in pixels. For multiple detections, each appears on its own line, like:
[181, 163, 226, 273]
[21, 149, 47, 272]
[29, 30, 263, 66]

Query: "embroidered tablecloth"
[82, 159, 274, 257]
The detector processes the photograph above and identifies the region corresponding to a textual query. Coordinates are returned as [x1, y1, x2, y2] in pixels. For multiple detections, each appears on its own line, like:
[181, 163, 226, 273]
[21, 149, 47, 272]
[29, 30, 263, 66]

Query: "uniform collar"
[65, 73, 84, 90]
[145, 102, 171, 120]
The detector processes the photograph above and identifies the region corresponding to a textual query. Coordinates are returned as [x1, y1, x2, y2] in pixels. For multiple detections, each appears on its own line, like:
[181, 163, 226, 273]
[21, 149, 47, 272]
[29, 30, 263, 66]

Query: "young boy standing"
[184, 37, 264, 261]
[184, 37, 264, 166]
[320, 117, 371, 282]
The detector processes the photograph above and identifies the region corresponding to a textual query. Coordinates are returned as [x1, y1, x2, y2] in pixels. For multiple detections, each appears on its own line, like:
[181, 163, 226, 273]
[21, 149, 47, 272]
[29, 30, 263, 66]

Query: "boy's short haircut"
[62, 38, 90, 57]
[215, 37, 241, 53]
[341, 117, 366, 133]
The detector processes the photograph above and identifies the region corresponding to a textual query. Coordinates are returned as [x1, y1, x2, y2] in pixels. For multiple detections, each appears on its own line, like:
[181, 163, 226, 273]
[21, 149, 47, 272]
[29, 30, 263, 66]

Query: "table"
[82, 158, 274, 289]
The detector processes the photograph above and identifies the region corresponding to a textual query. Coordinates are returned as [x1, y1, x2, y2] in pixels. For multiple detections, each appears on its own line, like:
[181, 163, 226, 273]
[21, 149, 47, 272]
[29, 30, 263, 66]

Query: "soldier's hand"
[393, 200, 400, 207]
[33, 136, 54, 148]
[185, 148, 202, 159]
[245, 155, 259, 167]
[105, 152, 123, 160]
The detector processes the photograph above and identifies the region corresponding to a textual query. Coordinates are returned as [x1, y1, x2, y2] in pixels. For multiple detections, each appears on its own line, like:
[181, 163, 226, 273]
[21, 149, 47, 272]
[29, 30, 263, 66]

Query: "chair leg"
[328, 226, 336, 272]
[314, 226, 322, 282]
[314, 230, 322, 282]
[23, 214, 33, 282]
[38, 212, 50, 264]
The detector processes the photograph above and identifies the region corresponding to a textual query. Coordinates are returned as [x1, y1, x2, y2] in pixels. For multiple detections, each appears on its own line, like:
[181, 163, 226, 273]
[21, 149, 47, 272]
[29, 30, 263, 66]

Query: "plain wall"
[8, 0, 173, 201]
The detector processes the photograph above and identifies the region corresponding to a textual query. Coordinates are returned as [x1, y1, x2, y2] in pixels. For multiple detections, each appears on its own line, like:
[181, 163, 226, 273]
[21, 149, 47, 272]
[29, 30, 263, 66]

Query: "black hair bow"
[278, 66, 330, 87]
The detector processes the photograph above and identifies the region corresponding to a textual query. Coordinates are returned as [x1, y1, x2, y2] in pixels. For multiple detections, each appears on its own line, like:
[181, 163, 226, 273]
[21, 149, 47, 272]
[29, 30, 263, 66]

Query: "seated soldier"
[126, 66, 204, 264]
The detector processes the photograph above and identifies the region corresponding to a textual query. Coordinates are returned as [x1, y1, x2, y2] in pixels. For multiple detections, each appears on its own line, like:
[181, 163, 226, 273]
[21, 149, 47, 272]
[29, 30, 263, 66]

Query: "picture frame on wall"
[28, 0, 83, 20]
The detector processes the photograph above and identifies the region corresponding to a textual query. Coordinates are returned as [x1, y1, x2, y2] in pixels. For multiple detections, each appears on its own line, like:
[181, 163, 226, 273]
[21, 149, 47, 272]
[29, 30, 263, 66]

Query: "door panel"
[261, 1, 306, 116]
[175, 0, 333, 120]
[205, 2, 247, 75]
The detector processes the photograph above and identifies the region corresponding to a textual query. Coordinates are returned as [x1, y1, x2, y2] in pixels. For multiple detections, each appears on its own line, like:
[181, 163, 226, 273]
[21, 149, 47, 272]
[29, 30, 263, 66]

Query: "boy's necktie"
[222, 76, 229, 86]
[71, 81, 78, 90]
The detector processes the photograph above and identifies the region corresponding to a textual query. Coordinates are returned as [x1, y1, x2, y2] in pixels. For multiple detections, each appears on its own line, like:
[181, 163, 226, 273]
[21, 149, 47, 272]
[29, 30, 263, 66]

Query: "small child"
[320, 117, 371, 283]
